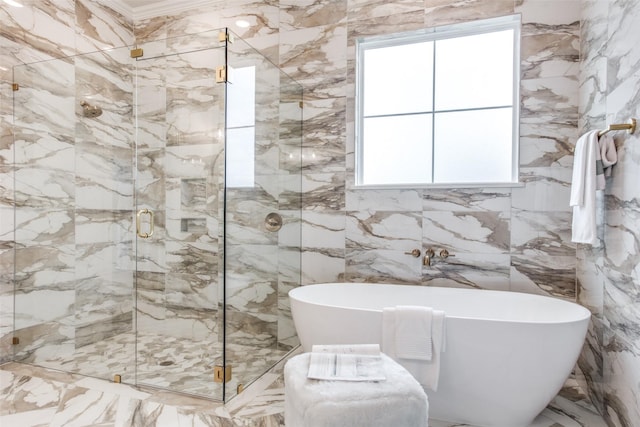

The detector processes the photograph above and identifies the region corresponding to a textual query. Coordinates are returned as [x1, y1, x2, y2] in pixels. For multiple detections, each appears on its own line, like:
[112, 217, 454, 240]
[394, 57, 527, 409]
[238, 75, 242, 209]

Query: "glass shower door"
[133, 31, 226, 400]
[12, 45, 136, 382]
[223, 30, 303, 400]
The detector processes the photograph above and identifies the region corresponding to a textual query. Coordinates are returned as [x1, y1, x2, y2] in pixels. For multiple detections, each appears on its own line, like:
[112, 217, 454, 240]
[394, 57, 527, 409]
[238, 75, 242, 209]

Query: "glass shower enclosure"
[11, 28, 302, 401]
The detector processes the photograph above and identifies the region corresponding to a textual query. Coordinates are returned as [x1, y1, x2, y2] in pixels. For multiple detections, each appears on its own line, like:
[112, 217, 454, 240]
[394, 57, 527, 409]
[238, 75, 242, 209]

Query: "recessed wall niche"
[180, 178, 206, 208]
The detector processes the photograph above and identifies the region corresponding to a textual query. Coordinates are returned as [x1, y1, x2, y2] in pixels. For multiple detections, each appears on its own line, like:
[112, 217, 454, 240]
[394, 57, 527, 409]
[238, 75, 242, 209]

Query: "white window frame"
[355, 14, 521, 188]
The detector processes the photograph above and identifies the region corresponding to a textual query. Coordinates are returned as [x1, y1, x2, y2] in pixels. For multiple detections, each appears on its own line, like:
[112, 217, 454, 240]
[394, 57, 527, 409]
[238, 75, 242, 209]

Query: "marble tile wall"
[133, 1, 297, 353]
[578, 1, 640, 426]
[278, 0, 580, 295]
[134, 31, 224, 343]
[0, 0, 135, 364]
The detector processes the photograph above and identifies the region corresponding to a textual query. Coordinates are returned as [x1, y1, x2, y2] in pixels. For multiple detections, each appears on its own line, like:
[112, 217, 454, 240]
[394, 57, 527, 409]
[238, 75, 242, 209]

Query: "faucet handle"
[425, 248, 435, 258]
[404, 249, 421, 257]
[439, 249, 454, 259]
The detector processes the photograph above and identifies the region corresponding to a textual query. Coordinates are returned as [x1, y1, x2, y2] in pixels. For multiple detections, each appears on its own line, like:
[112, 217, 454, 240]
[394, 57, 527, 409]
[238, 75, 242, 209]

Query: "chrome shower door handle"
[136, 209, 154, 238]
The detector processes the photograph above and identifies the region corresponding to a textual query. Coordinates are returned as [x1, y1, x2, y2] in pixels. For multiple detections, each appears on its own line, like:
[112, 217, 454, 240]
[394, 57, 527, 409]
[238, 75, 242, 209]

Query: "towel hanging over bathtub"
[394, 306, 433, 361]
[570, 130, 601, 245]
[381, 306, 446, 391]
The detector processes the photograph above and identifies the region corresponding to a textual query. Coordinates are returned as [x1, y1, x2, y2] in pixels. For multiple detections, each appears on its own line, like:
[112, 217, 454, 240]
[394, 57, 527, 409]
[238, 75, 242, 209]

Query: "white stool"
[284, 352, 428, 427]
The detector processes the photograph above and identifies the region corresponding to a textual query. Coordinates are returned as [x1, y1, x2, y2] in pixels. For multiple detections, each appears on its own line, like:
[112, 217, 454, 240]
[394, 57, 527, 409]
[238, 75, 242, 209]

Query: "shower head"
[80, 100, 103, 118]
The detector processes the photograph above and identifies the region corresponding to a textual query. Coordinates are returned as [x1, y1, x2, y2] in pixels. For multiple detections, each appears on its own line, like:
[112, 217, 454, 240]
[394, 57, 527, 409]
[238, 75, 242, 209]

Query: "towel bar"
[598, 118, 636, 137]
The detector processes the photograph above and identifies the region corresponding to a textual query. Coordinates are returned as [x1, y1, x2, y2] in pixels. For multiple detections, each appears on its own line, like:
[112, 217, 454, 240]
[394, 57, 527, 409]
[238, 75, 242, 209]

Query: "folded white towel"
[598, 134, 617, 177]
[285, 353, 429, 427]
[382, 307, 446, 391]
[395, 306, 433, 361]
[570, 130, 600, 245]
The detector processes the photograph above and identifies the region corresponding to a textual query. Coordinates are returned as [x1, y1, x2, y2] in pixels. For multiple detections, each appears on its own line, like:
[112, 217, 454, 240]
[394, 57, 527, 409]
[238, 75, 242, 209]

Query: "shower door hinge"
[299, 101, 303, 109]
[130, 48, 144, 58]
[213, 365, 232, 383]
[218, 31, 234, 44]
[216, 66, 227, 83]
[12, 337, 19, 345]
[12, 83, 19, 91]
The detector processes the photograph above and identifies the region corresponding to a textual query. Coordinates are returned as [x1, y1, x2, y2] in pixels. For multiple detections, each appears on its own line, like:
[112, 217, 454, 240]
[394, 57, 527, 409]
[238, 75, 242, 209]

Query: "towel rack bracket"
[599, 118, 637, 137]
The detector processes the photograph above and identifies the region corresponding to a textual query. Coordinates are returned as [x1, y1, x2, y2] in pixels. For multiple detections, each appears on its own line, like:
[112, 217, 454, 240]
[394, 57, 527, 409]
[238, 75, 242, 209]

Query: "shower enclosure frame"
[9, 27, 303, 402]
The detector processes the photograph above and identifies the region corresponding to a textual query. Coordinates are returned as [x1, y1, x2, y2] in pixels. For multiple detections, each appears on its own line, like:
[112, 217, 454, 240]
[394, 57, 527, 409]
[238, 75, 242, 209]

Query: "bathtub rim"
[289, 282, 592, 325]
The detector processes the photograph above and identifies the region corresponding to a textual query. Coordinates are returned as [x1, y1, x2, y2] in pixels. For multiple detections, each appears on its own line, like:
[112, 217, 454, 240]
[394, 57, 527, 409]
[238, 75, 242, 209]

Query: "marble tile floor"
[13, 331, 290, 399]
[1, 351, 609, 427]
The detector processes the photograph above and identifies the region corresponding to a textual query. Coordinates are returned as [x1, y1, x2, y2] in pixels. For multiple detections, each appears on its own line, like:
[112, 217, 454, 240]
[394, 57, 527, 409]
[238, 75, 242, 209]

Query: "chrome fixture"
[439, 249, 455, 259]
[80, 100, 103, 118]
[423, 248, 435, 266]
[404, 249, 421, 257]
[265, 212, 283, 232]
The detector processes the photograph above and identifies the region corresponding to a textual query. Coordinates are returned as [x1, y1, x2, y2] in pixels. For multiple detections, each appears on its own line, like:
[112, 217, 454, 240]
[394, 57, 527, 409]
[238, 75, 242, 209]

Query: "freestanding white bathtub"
[289, 283, 591, 427]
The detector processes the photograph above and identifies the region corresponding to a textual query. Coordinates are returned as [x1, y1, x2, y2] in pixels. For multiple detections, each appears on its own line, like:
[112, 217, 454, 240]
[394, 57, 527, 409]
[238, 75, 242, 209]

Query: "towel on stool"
[284, 353, 428, 427]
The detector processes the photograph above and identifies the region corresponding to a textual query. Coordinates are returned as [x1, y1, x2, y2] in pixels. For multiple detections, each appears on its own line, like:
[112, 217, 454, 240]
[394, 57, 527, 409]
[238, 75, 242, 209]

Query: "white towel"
[598, 134, 617, 177]
[395, 306, 433, 361]
[285, 353, 429, 427]
[382, 307, 446, 391]
[570, 130, 600, 245]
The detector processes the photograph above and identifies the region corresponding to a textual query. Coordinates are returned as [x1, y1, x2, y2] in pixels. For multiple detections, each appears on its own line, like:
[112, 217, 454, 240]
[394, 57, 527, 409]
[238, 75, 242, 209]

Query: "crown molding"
[103, 0, 218, 21]
[100, 0, 134, 20]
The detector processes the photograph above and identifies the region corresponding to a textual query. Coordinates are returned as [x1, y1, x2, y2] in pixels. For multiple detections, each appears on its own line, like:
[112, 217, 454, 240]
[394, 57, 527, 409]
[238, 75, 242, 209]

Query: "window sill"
[352, 182, 525, 190]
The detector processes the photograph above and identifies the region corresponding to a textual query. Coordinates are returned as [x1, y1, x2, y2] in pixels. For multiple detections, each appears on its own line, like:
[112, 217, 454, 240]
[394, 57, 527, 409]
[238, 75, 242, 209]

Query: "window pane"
[227, 66, 256, 128]
[363, 41, 434, 116]
[434, 30, 514, 111]
[362, 114, 433, 185]
[433, 108, 513, 183]
[226, 127, 255, 187]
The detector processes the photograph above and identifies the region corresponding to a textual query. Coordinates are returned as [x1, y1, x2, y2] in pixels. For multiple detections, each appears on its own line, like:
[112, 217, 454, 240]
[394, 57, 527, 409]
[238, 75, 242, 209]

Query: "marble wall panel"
[519, 120, 577, 168]
[423, 211, 510, 254]
[512, 167, 573, 212]
[280, 23, 347, 99]
[225, 242, 279, 347]
[511, 254, 576, 298]
[578, 0, 607, 130]
[422, 188, 512, 212]
[345, 210, 422, 283]
[575, 0, 640, 422]
[135, 59, 167, 151]
[0, 1, 76, 62]
[75, 0, 133, 53]
[135, 271, 166, 333]
[301, 172, 345, 211]
[511, 210, 574, 257]
[278, 173, 303, 211]
[422, 253, 511, 290]
[299, 97, 346, 174]
[280, 0, 346, 31]
[277, 222, 302, 349]
[347, 189, 422, 212]
[300, 211, 345, 284]
[0, 256, 13, 363]
[424, 0, 514, 27]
